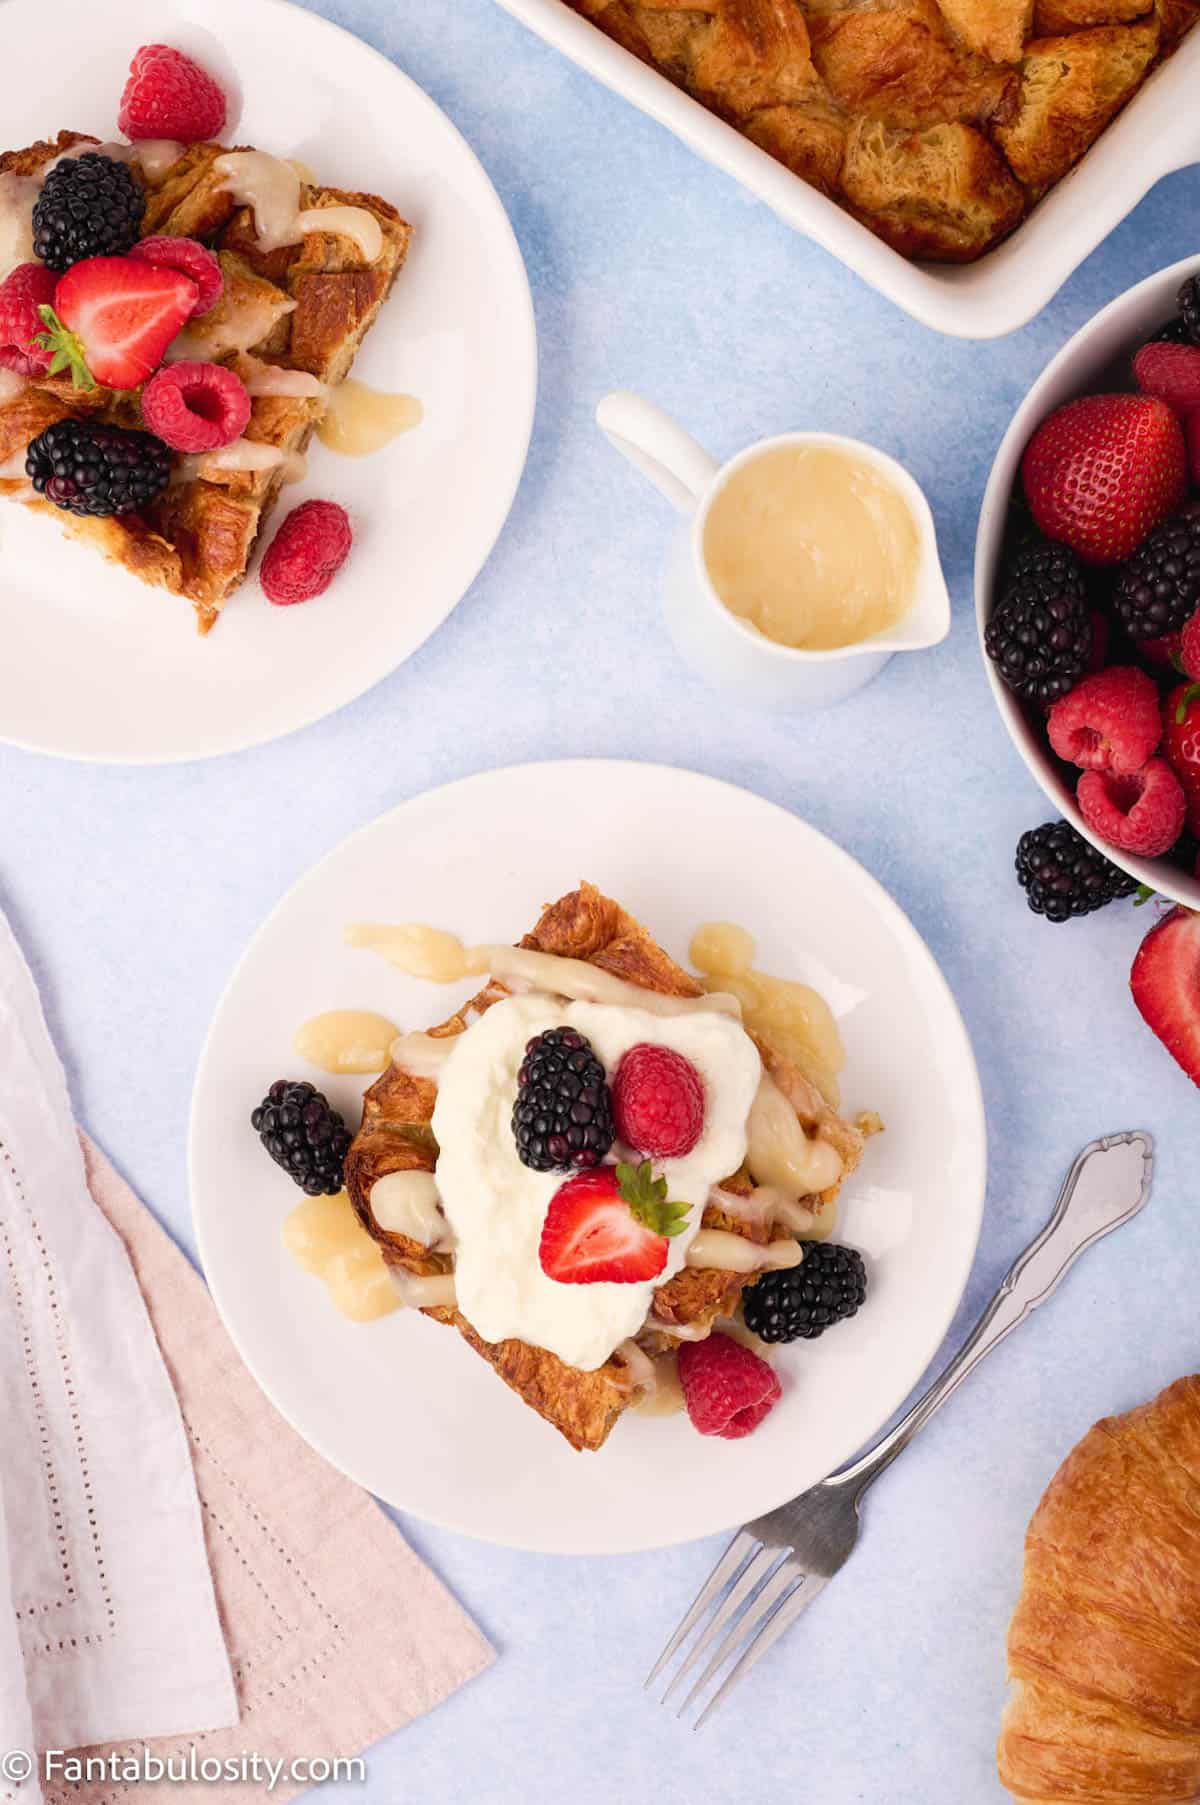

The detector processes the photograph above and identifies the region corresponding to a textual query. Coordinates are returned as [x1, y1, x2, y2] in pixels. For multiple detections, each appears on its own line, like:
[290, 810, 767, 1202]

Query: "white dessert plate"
[0, 0, 536, 763]
[190, 761, 987, 1554]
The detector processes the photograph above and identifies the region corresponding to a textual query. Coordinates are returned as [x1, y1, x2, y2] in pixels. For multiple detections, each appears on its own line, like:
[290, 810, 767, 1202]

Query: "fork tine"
[644, 1528, 758, 1690]
[674, 1556, 801, 1717]
[693, 1571, 831, 1730]
[660, 1542, 784, 1703]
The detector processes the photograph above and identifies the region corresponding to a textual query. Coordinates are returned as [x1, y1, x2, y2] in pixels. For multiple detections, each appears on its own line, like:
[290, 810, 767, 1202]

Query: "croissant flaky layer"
[999, 1375, 1200, 1803]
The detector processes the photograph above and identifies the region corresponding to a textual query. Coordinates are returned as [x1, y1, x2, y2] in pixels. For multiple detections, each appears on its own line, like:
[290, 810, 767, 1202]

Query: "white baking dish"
[494, 0, 1200, 339]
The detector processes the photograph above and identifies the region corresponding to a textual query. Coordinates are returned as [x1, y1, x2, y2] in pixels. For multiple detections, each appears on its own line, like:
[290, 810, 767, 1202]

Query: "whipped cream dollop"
[430, 995, 762, 1371]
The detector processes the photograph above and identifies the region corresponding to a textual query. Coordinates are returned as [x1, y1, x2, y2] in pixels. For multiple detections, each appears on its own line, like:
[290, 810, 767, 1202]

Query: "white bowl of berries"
[977, 257, 1200, 916]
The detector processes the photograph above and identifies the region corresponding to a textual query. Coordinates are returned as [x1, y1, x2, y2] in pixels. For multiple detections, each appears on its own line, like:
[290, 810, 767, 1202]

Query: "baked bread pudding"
[0, 47, 410, 631]
[291, 883, 878, 1452]
[563, 0, 1199, 262]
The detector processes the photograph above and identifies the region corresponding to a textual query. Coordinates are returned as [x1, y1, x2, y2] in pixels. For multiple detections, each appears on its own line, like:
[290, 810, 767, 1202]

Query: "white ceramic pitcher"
[597, 391, 952, 710]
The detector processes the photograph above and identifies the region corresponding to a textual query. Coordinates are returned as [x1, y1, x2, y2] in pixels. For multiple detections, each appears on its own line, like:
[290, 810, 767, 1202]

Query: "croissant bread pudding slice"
[0, 133, 411, 631]
[344, 883, 864, 1453]
[998, 1375, 1200, 1803]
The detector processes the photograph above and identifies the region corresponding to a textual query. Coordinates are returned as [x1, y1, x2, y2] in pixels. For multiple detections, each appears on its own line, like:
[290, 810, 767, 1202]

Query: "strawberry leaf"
[1175, 682, 1200, 725]
[616, 1159, 690, 1238]
[34, 305, 95, 393]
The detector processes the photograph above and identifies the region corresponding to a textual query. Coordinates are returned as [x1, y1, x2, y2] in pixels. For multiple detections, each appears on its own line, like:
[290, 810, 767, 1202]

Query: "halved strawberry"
[1131, 906, 1200, 1088]
[36, 256, 197, 392]
[538, 1160, 689, 1285]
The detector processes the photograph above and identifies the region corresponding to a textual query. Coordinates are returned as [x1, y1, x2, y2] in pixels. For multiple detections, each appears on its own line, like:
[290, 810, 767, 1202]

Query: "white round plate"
[191, 762, 987, 1554]
[0, 0, 535, 763]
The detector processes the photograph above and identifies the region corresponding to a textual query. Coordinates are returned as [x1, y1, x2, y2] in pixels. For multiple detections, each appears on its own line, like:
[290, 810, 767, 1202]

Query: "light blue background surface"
[5, 2, 1200, 1799]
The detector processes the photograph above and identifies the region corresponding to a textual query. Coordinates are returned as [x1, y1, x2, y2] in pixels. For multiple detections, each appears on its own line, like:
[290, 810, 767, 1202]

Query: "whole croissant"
[998, 1375, 1200, 1803]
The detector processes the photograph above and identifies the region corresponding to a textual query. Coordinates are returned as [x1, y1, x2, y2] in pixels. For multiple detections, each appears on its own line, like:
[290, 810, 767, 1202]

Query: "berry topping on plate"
[251, 1079, 352, 1195]
[0, 262, 56, 375]
[142, 359, 250, 452]
[1133, 341, 1200, 417]
[1163, 684, 1200, 837]
[1015, 820, 1138, 922]
[36, 255, 198, 391]
[260, 499, 354, 608]
[1046, 666, 1161, 774]
[118, 43, 227, 143]
[1021, 393, 1186, 567]
[1113, 504, 1200, 642]
[742, 1242, 867, 1343]
[130, 236, 223, 316]
[1131, 906, 1200, 1088]
[1181, 616, 1200, 683]
[25, 417, 171, 517]
[984, 540, 1091, 704]
[538, 1159, 689, 1285]
[612, 1042, 705, 1158]
[511, 1024, 615, 1172]
[31, 153, 145, 273]
[677, 1332, 782, 1438]
[1077, 759, 1186, 859]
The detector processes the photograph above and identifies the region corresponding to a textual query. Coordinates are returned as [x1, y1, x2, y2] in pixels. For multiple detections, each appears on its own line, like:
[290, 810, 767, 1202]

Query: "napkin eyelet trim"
[0, 1139, 115, 1651]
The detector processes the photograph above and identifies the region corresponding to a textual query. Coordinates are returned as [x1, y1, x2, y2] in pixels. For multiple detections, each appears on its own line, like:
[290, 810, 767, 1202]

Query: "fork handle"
[829, 1131, 1153, 1496]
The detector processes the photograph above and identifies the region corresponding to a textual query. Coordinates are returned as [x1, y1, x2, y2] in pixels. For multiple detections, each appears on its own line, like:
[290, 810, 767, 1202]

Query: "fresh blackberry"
[31, 152, 145, 272]
[512, 1027, 614, 1172]
[25, 417, 171, 517]
[1015, 820, 1138, 922]
[1113, 504, 1200, 642]
[251, 1080, 352, 1195]
[1150, 316, 1192, 346]
[742, 1244, 867, 1344]
[1179, 274, 1200, 347]
[985, 542, 1092, 704]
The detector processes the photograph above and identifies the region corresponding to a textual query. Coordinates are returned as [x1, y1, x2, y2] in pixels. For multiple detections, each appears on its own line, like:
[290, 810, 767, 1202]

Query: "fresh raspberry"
[130, 237, 222, 316]
[260, 500, 352, 606]
[1133, 341, 1200, 416]
[1077, 759, 1186, 858]
[118, 44, 227, 143]
[1141, 630, 1184, 672]
[141, 360, 250, 452]
[1046, 666, 1162, 774]
[0, 262, 56, 376]
[677, 1333, 782, 1440]
[612, 1044, 705, 1158]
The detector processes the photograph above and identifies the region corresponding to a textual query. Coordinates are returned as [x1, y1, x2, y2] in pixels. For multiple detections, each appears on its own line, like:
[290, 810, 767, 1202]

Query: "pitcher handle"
[596, 391, 719, 517]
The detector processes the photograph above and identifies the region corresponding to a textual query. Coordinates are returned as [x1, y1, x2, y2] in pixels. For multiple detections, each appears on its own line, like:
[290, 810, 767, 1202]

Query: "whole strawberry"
[1021, 394, 1186, 566]
[1163, 683, 1200, 837]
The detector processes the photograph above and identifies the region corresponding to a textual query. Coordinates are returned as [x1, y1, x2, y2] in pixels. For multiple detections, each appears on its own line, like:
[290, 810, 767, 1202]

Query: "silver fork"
[647, 1129, 1155, 1728]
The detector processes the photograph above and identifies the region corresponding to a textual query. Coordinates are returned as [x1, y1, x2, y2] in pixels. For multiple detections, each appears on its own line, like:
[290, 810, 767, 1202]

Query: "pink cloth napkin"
[44, 1136, 493, 1805]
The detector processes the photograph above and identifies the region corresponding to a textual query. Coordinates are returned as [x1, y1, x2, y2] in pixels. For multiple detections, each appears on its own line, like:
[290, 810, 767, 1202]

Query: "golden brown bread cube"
[994, 18, 1159, 193]
[934, 0, 1034, 63]
[842, 117, 1025, 259]
[743, 99, 848, 191]
[809, 0, 1018, 129]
